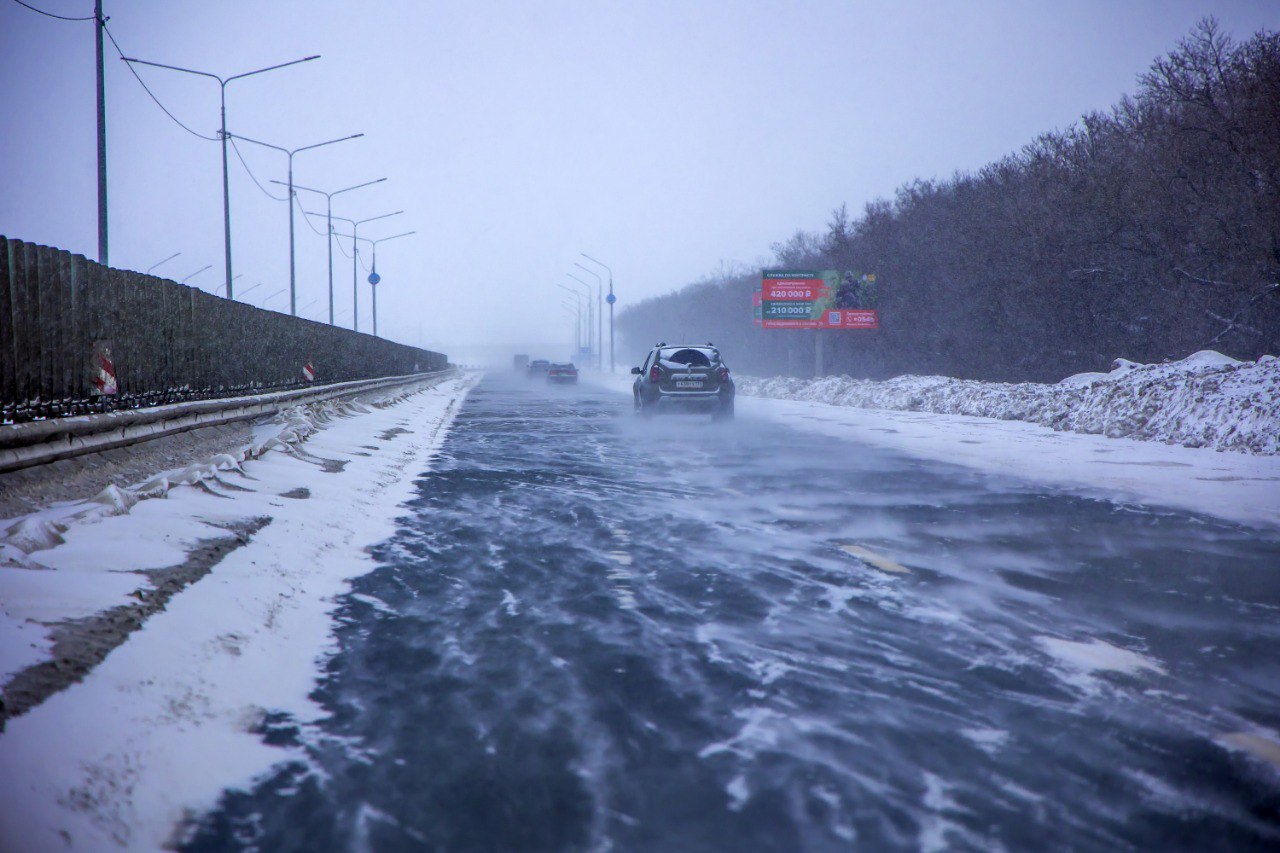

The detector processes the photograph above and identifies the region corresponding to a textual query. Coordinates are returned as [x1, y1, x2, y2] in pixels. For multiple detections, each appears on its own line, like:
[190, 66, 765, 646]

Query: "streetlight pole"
[560, 303, 579, 357]
[556, 284, 584, 356]
[567, 273, 595, 369]
[315, 210, 403, 332]
[344, 230, 415, 337]
[275, 177, 385, 324]
[581, 253, 614, 373]
[573, 263, 604, 371]
[119, 53, 319, 300]
[227, 131, 363, 315]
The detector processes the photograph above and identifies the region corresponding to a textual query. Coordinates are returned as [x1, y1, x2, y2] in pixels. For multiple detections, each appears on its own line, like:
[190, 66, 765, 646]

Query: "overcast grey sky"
[1, 1, 1275, 358]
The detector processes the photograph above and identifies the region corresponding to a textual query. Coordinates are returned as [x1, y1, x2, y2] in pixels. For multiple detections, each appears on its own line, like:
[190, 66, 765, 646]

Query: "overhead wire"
[101, 24, 219, 141]
[12, 1, 218, 141]
[293, 193, 330, 238]
[10, 0, 95, 21]
[18, 0, 400, 281]
[228, 137, 289, 201]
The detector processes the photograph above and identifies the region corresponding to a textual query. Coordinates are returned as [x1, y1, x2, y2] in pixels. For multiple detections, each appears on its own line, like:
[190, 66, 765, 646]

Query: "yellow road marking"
[839, 544, 910, 574]
[1219, 732, 1280, 770]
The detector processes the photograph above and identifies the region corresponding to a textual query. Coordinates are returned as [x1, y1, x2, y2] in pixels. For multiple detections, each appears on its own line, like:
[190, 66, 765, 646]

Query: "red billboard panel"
[758, 269, 878, 330]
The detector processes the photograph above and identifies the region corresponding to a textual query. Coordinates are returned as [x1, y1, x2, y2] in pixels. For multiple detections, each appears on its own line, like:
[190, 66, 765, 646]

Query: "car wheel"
[713, 398, 734, 421]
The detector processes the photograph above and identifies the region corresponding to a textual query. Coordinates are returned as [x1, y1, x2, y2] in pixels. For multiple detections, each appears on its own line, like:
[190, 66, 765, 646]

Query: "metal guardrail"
[1, 236, 449, 423]
[0, 369, 455, 474]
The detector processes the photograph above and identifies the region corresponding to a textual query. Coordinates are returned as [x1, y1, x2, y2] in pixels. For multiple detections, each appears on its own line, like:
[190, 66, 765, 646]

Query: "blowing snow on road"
[179, 375, 1280, 850]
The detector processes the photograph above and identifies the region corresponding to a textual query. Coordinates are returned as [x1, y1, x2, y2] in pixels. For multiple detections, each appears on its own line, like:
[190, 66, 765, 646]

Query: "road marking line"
[838, 544, 910, 574]
[1218, 732, 1280, 770]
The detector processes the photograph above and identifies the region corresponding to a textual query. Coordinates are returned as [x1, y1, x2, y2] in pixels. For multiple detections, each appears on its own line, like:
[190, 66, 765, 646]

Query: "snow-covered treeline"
[617, 20, 1279, 383]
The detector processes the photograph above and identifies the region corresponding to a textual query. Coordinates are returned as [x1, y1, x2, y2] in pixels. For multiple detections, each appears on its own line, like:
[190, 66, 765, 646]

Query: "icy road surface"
[188, 374, 1279, 850]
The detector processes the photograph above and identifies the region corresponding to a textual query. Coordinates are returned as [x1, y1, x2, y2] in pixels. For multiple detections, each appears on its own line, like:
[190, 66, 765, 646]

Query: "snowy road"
[183, 374, 1280, 850]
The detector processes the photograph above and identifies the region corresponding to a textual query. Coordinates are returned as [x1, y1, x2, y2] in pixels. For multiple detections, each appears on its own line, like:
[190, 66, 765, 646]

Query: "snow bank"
[736, 352, 1280, 455]
[0, 374, 476, 852]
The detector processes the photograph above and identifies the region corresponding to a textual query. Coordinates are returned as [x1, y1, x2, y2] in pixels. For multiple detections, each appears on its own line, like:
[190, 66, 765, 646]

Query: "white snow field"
[0, 373, 476, 851]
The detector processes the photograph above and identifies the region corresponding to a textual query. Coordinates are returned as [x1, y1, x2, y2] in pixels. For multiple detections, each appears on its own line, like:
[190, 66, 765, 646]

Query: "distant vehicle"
[631, 342, 734, 420]
[513, 354, 529, 372]
[547, 363, 579, 384]
[527, 359, 552, 378]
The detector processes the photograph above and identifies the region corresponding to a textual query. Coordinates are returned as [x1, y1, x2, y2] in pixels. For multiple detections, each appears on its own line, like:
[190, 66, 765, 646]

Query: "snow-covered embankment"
[737, 351, 1280, 455]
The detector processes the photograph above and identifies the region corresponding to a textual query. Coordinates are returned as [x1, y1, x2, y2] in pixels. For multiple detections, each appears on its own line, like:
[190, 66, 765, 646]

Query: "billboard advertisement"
[759, 269, 878, 329]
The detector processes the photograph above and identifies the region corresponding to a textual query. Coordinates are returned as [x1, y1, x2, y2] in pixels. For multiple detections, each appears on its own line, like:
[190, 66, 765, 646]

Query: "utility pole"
[95, 0, 107, 265]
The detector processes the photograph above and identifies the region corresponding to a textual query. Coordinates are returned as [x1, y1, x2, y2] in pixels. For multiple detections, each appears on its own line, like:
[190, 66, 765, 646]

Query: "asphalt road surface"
[187, 374, 1280, 851]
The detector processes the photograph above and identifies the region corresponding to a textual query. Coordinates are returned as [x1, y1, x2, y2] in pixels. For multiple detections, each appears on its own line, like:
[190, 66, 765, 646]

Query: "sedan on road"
[547, 363, 579, 384]
[632, 342, 734, 419]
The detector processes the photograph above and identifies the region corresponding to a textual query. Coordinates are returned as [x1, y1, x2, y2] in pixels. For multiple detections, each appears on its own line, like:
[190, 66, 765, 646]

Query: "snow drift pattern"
[0, 390, 418, 568]
[737, 351, 1280, 455]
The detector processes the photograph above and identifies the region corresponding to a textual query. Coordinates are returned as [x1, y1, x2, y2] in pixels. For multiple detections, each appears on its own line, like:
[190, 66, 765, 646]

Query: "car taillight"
[649, 365, 661, 382]
[719, 367, 730, 381]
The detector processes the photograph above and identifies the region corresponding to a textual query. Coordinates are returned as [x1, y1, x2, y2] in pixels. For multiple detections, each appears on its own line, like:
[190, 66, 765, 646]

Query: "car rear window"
[659, 347, 718, 367]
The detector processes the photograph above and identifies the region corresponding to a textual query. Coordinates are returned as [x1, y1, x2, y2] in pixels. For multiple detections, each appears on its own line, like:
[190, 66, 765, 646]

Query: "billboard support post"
[815, 331, 823, 378]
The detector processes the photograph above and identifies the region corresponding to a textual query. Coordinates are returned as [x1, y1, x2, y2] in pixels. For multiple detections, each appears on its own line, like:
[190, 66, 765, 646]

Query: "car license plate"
[675, 380, 702, 388]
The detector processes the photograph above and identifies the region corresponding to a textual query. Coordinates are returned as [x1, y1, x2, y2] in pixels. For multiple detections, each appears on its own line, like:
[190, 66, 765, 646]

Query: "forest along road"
[187, 374, 1280, 851]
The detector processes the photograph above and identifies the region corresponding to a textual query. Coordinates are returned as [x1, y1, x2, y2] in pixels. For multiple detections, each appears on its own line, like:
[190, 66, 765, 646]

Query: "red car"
[547, 363, 579, 384]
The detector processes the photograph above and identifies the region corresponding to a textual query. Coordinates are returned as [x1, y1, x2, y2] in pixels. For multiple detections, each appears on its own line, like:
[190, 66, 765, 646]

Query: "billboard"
[759, 269, 879, 329]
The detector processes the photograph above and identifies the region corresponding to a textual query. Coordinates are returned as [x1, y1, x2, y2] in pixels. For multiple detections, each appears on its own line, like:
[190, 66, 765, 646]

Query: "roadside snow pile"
[737, 351, 1280, 455]
[0, 392, 407, 570]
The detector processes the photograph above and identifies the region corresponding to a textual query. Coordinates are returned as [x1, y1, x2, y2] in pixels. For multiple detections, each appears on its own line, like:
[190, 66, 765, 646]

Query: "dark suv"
[631, 343, 735, 419]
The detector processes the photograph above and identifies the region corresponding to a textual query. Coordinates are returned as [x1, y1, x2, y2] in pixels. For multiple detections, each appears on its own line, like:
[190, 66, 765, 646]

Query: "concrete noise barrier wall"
[1, 236, 448, 423]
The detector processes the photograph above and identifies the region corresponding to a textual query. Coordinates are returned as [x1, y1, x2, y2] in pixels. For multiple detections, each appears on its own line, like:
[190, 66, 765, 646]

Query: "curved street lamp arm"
[356, 210, 404, 227]
[146, 251, 181, 274]
[120, 56, 223, 84]
[225, 131, 287, 155]
[294, 133, 363, 155]
[225, 55, 319, 85]
[572, 262, 602, 286]
[580, 253, 612, 277]
[332, 177, 386, 198]
[372, 230, 415, 247]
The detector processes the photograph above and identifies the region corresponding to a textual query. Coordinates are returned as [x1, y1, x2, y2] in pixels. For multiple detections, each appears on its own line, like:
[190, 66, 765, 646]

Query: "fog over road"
[188, 375, 1279, 850]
